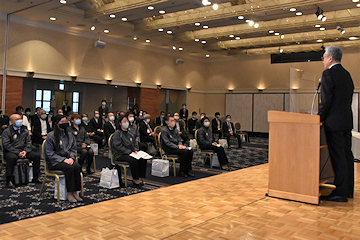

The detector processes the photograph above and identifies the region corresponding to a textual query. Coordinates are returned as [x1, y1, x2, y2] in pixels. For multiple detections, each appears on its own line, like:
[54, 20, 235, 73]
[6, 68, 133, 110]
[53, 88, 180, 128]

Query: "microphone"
[316, 78, 322, 91]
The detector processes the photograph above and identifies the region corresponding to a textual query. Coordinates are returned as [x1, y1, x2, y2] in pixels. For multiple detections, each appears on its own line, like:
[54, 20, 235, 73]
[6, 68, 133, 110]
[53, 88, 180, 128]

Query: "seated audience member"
[47, 110, 55, 130]
[68, 114, 94, 174]
[81, 113, 103, 148]
[0, 109, 9, 135]
[2, 114, 41, 188]
[128, 112, 147, 152]
[111, 116, 147, 187]
[62, 100, 71, 116]
[15, 106, 31, 134]
[98, 99, 109, 121]
[45, 115, 83, 202]
[195, 113, 206, 130]
[31, 109, 51, 146]
[155, 111, 166, 127]
[57, 109, 64, 116]
[90, 110, 104, 137]
[174, 112, 189, 143]
[24, 108, 32, 122]
[187, 111, 198, 138]
[166, 112, 171, 117]
[197, 117, 229, 170]
[139, 114, 155, 144]
[66, 111, 73, 126]
[212, 112, 222, 139]
[160, 116, 194, 177]
[104, 112, 116, 145]
[179, 103, 188, 124]
[222, 115, 242, 149]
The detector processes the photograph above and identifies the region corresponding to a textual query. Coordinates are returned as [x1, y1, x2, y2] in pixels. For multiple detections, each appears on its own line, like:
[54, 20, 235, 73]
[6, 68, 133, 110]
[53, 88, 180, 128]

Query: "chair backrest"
[108, 133, 114, 165]
[154, 126, 162, 135]
[194, 129, 200, 152]
[158, 132, 164, 158]
[1, 139, 6, 165]
[179, 119, 186, 130]
[41, 140, 50, 173]
[234, 121, 241, 132]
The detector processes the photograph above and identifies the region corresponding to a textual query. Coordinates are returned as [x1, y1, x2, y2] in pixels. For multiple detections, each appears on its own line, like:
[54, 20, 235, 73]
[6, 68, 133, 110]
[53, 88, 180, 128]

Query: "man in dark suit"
[174, 112, 189, 143]
[61, 100, 71, 116]
[81, 113, 103, 148]
[179, 103, 188, 124]
[139, 114, 155, 144]
[212, 112, 222, 139]
[98, 99, 109, 121]
[187, 111, 198, 138]
[222, 115, 241, 149]
[90, 110, 104, 138]
[0, 110, 9, 135]
[319, 46, 354, 202]
[104, 112, 116, 146]
[195, 113, 206, 130]
[31, 109, 51, 146]
[155, 111, 165, 127]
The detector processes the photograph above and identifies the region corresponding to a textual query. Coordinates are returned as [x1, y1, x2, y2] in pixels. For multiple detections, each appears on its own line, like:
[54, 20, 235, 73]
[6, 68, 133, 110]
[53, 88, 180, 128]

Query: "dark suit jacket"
[104, 121, 116, 144]
[98, 106, 109, 118]
[212, 118, 222, 133]
[0, 114, 9, 135]
[81, 121, 95, 133]
[179, 109, 188, 120]
[90, 117, 103, 130]
[139, 120, 153, 142]
[31, 116, 51, 144]
[62, 105, 71, 115]
[155, 116, 165, 127]
[319, 64, 354, 131]
[222, 121, 235, 136]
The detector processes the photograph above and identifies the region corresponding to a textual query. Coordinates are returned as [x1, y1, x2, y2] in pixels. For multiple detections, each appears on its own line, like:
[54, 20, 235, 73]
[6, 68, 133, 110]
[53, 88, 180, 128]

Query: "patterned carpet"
[0, 137, 269, 225]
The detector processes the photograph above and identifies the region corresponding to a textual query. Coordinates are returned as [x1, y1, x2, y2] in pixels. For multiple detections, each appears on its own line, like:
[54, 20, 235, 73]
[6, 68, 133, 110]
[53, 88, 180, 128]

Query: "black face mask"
[58, 123, 69, 130]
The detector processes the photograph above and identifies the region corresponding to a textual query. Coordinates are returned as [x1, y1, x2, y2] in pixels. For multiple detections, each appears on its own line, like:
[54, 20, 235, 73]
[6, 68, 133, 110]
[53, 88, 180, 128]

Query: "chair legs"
[39, 175, 47, 197]
[80, 172, 84, 197]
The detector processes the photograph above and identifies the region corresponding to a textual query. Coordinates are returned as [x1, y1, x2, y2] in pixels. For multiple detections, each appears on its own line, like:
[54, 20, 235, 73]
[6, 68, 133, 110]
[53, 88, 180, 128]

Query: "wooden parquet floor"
[1, 163, 360, 240]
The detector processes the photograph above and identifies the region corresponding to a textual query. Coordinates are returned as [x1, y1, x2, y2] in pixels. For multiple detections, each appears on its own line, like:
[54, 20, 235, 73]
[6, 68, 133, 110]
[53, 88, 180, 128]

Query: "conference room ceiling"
[1, 0, 360, 59]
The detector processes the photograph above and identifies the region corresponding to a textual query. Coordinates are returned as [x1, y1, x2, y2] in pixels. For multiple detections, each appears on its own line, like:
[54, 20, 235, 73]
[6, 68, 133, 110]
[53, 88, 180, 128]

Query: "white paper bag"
[54, 176, 67, 200]
[189, 139, 197, 149]
[211, 154, 220, 167]
[28, 164, 33, 182]
[151, 159, 169, 177]
[99, 167, 120, 189]
[219, 139, 228, 148]
[90, 143, 98, 155]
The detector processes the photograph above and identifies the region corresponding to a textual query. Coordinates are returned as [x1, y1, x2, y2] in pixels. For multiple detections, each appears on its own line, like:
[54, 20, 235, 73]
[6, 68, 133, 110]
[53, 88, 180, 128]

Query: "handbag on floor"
[90, 143, 98, 155]
[219, 139, 228, 148]
[14, 160, 29, 186]
[189, 139, 197, 149]
[54, 176, 67, 200]
[151, 157, 169, 177]
[99, 167, 120, 189]
[211, 154, 220, 167]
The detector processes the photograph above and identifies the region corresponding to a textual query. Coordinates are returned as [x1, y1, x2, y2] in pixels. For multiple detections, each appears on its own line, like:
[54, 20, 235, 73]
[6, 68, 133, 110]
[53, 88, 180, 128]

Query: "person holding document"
[318, 46, 354, 202]
[197, 117, 229, 170]
[110, 116, 147, 187]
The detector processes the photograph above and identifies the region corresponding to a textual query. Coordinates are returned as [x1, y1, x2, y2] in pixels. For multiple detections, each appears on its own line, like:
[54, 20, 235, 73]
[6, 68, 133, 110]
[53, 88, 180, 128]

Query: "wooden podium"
[268, 111, 327, 204]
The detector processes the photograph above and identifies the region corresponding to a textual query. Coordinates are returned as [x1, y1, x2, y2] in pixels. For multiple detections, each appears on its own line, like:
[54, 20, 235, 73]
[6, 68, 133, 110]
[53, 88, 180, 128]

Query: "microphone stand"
[311, 88, 320, 115]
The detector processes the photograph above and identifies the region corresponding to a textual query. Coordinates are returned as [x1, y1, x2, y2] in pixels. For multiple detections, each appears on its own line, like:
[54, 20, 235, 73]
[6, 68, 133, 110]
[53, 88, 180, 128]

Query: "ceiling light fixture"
[110, 14, 115, 18]
[121, 17, 128, 21]
[280, 34, 285, 39]
[238, 16, 244, 19]
[203, 25, 209, 29]
[202, 40, 207, 44]
[317, 39, 323, 42]
[202, 0, 211, 6]
[315, 7, 326, 21]
[148, 6, 154, 10]
[296, 12, 302, 16]
[159, 10, 165, 14]
[60, 0, 66, 4]
[274, 32, 280, 35]
[290, 8, 296, 12]
[172, 45, 176, 50]
[248, 20, 254, 26]
[245, 19, 250, 23]
[254, 23, 259, 28]
[195, 22, 201, 26]
[206, 54, 210, 58]
[357, 3, 360, 7]
[235, 36, 240, 40]
[213, 4, 219, 10]
[349, 36, 358, 40]
[315, 24, 321, 27]
[50, 17, 56, 21]
[322, 16, 326, 22]
[167, 30, 172, 34]
[146, 39, 151, 43]
[104, 29, 109, 33]
[320, 27, 325, 31]
[179, 47, 183, 51]
[269, 30, 274, 33]
[158, 28, 164, 32]
[280, 48, 284, 53]
[133, 35, 137, 40]
[195, 39, 199, 42]
[337, 26, 346, 34]
[90, 25, 95, 31]
[352, 0, 359, 2]
[229, 34, 234, 37]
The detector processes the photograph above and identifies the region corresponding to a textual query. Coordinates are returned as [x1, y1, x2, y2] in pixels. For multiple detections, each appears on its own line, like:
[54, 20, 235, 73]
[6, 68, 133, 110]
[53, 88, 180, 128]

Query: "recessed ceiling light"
[315, 24, 321, 27]
[212, 4, 219, 10]
[202, 0, 211, 6]
[317, 39, 323, 42]
[60, 0, 67, 4]
[280, 34, 285, 39]
[104, 29, 109, 33]
[341, 29, 346, 34]
[352, 0, 359, 2]
[280, 49, 284, 53]
[179, 47, 183, 51]
[235, 37, 240, 40]
[121, 17, 128, 21]
[146, 39, 151, 43]
[269, 30, 274, 33]
[110, 14, 115, 18]
[148, 6, 154, 10]
[159, 10, 166, 14]
[248, 20, 254, 26]
[320, 27, 325, 30]
[158, 28, 164, 32]
[206, 54, 210, 58]
[274, 32, 280, 35]
[254, 23, 259, 28]
[50, 17, 56, 21]
[90, 25, 95, 31]
[229, 34, 234, 37]
[133, 35, 137, 40]
[238, 16, 244, 19]
[195, 39, 200, 42]
[172, 46, 176, 50]
[349, 36, 359, 40]
[290, 8, 296, 12]
[203, 25, 209, 29]
[245, 19, 250, 23]
[202, 40, 207, 44]
[357, 3, 360, 7]
[296, 12, 302, 16]
[195, 22, 201, 26]
[322, 16, 326, 22]
[167, 30, 172, 34]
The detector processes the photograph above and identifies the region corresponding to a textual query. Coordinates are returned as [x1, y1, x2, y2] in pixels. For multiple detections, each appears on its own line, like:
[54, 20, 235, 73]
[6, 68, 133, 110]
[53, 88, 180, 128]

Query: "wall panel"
[253, 94, 283, 132]
[225, 94, 252, 132]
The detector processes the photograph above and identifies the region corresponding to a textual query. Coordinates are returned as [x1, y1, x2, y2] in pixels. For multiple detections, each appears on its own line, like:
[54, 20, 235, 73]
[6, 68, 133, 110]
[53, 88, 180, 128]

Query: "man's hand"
[1, 125, 6, 129]
[82, 143, 87, 148]
[178, 145, 186, 149]
[150, 132, 155, 137]
[230, 131, 233, 135]
[42, 136, 47, 139]
[64, 158, 74, 165]
[98, 129, 103, 133]
[132, 151, 138, 155]
[18, 151, 26, 158]
[88, 132, 94, 137]
[212, 142, 218, 146]
[178, 132, 182, 135]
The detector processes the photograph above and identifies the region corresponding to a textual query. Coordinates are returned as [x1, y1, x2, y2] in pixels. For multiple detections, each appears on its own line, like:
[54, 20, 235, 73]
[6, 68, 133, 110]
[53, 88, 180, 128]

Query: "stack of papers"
[130, 151, 153, 160]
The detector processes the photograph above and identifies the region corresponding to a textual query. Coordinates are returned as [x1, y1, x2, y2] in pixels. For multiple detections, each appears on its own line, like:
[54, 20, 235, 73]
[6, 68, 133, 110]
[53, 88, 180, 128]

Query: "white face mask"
[183, 106, 186, 109]
[146, 118, 151, 123]
[201, 116, 204, 119]
[226, 118, 231, 122]
[109, 116, 115, 121]
[82, 117, 88, 122]
[128, 117, 134, 123]
[204, 121, 210, 127]
[95, 114, 100, 118]
[102, 102, 106, 106]
[121, 122, 129, 129]
[192, 115, 197, 119]
[174, 116, 179, 120]
[41, 114, 47, 119]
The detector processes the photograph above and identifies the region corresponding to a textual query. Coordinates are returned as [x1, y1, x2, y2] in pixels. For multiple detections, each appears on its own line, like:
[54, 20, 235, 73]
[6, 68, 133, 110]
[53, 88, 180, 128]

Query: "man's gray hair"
[143, 114, 151, 119]
[325, 46, 342, 62]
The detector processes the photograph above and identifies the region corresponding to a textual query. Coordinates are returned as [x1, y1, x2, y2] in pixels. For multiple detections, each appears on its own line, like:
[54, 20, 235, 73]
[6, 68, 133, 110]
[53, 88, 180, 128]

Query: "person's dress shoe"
[132, 181, 142, 188]
[68, 198, 77, 203]
[187, 171, 195, 177]
[75, 197, 83, 202]
[32, 178, 42, 184]
[179, 171, 188, 178]
[238, 146, 242, 149]
[320, 194, 348, 202]
[6, 181, 15, 189]
[86, 170, 94, 175]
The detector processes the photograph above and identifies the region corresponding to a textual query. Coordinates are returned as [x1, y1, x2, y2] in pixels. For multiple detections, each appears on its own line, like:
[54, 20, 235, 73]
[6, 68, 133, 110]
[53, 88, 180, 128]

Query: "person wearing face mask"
[161, 116, 194, 177]
[127, 112, 147, 152]
[45, 115, 82, 202]
[81, 113, 103, 148]
[222, 115, 241, 149]
[98, 99, 109, 121]
[68, 114, 94, 175]
[90, 110, 104, 137]
[0, 109, 9, 135]
[104, 112, 117, 145]
[174, 112, 189, 143]
[179, 103, 188, 124]
[57, 109, 64, 116]
[15, 106, 31, 135]
[24, 108, 32, 121]
[31, 109, 51, 147]
[197, 117, 229, 170]
[155, 111, 166, 127]
[111, 116, 148, 187]
[62, 100, 71, 116]
[196, 113, 206, 130]
[211, 112, 223, 140]
[47, 110, 55, 130]
[2, 114, 41, 188]
[139, 114, 155, 144]
[187, 111, 198, 138]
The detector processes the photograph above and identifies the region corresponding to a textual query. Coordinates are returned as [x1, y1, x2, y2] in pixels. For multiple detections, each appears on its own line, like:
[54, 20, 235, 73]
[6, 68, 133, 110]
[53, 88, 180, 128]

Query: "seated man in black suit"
[104, 112, 116, 146]
[174, 112, 189, 143]
[90, 110, 104, 138]
[160, 116, 194, 177]
[139, 114, 155, 144]
[31, 109, 51, 147]
[187, 111, 198, 138]
[195, 113, 206, 130]
[2, 114, 41, 188]
[211, 112, 222, 139]
[155, 111, 165, 127]
[81, 113, 103, 148]
[222, 115, 241, 149]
